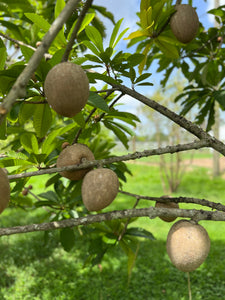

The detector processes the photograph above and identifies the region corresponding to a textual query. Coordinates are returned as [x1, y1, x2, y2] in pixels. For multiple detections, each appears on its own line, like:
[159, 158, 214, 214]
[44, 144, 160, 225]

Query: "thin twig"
[0, 207, 225, 237]
[7, 139, 209, 180]
[110, 82, 225, 156]
[119, 191, 225, 212]
[62, 0, 93, 62]
[0, 32, 36, 51]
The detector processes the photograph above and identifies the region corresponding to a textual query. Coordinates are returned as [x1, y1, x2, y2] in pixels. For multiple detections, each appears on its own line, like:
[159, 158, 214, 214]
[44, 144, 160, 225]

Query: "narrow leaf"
[88, 91, 109, 112]
[85, 26, 104, 52]
[60, 228, 76, 252]
[20, 132, 39, 154]
[109, 18, 123, 48]
[33, 104, 52, 138]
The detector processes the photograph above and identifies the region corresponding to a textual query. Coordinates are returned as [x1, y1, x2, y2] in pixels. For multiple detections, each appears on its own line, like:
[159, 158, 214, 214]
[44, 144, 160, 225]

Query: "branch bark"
[0, 207, 225, 237]
[62, 0, 93, 62]
[7, 139, 208, 180]
[119, 191, 225, 212]
[0, 0, 82, 124]
[112, 83, 225, 156]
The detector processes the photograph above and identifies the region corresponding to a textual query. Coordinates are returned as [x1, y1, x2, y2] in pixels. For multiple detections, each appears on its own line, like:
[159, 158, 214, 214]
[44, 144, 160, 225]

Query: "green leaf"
[104, 111, 140, 126]
[38, 191, 60, 202]
[127, 53, 145, 67]
[140, 0, 151, 12]
[33, 104, 52, 138]
[85, 26, 104, 52]
[41, 123, 78, 156]
[68, 13, 95, 40]
[82, 40, 101, 57]
[1, 0, 34, 12]
[0, 65, 25, 94]
[60, 228, 76, 252]
[25, 13, 50, 32]
[138, 41, 153, 75]
[88, 91, 109, 112]
[109, 18, 123, 48]
[0, 118, 6, 140]
[0, 20, 25, 42]
[25, 13, 66, 47]
[104, 120, 129, 149]
[214, 90, 225, 109]
[135, 73, 152, 84]
[125, 227, 156, 240]
[0, 158, 33, 168]
[92, 5, 115, 24]
[55, 0, 65, 19]
[19, 102, 36, 124]
[0, 39, 7, 70]
[20, 45, 34, 62]
[124, 30, 146, 40]
[154, 37, 179, 59]
[87, 72, 120, 85]
[20, 132, 39, 154]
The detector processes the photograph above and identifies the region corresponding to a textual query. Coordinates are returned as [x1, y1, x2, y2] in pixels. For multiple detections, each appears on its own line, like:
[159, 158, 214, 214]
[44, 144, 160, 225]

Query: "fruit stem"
[187, 272, 192, 300]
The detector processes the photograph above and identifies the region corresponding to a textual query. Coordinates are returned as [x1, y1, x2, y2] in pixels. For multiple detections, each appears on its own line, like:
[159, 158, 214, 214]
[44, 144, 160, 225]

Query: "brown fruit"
[0, 168, 10, 214]
[170, 4, 199, 43]
[57, 143, 95, 181]
[166, 220, 210, 272]
[155, 201, 179, 222]
[22, 189, 28, 196]
[44, 62, 89, 117]
[61, 142, 70, 149]
[36, 41, 42, 48]
[81, 168, 119, 211]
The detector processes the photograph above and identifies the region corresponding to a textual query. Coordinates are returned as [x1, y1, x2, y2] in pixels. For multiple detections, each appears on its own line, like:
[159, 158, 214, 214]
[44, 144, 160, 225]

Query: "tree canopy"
[0, 0, 225, 272]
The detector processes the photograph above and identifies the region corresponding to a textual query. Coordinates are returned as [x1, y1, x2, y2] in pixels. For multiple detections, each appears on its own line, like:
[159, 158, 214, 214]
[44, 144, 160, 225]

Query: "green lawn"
[0, 159, 225, 299]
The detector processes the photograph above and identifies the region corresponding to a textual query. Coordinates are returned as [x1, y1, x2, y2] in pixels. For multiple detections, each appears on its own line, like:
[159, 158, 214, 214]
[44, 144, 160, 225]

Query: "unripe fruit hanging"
[44, 62, 89, 117]
[0, 168, 10, 214]
[82, 168, 119, 211]
[170, 4, 199, 43]
[166, 220, 210, 272]
[57, 143, 95, 181]
[155, 201, 179, 222]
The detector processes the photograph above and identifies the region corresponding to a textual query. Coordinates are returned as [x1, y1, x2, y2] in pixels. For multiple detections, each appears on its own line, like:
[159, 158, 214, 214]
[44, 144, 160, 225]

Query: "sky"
[92, 0, 225, 140]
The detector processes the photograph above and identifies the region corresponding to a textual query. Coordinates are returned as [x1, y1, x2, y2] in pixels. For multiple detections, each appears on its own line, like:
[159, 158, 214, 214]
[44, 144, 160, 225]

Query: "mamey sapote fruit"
[170, 4, 199, 43]
[155, 200, 179, 222]
[44, 62, 89, 117]
[82, 168, 119, 211]
[0, 168, 10, 213]
[166, 219, 210, 272]
[57, 143, 95, 181]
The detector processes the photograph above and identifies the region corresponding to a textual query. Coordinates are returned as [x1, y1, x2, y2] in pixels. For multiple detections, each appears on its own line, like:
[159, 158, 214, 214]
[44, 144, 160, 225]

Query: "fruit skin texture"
[155, 201, 179, 222]
[82, 168, 119, 211]
[170, 4, 199, 43]
[0, 168, 10, 214]
[57, 143, 95, 181]
[44, 62, 89, 117]
[166, 219, 210, 272]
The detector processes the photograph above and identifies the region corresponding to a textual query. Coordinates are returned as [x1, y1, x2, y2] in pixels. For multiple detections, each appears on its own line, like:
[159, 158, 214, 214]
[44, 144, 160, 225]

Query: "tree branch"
[0, 0, 82, 124]
[0, 207, 225, 237]
[119, 191, 225, 212]
[62, 0, 93, 62]
[7, 139, 208, 180]
[112, 83, 225, 156]
[0, 32, 36, 51]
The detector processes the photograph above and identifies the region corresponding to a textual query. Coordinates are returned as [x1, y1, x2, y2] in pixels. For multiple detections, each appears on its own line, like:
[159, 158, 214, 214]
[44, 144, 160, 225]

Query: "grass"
[0, 158, 225, 299]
